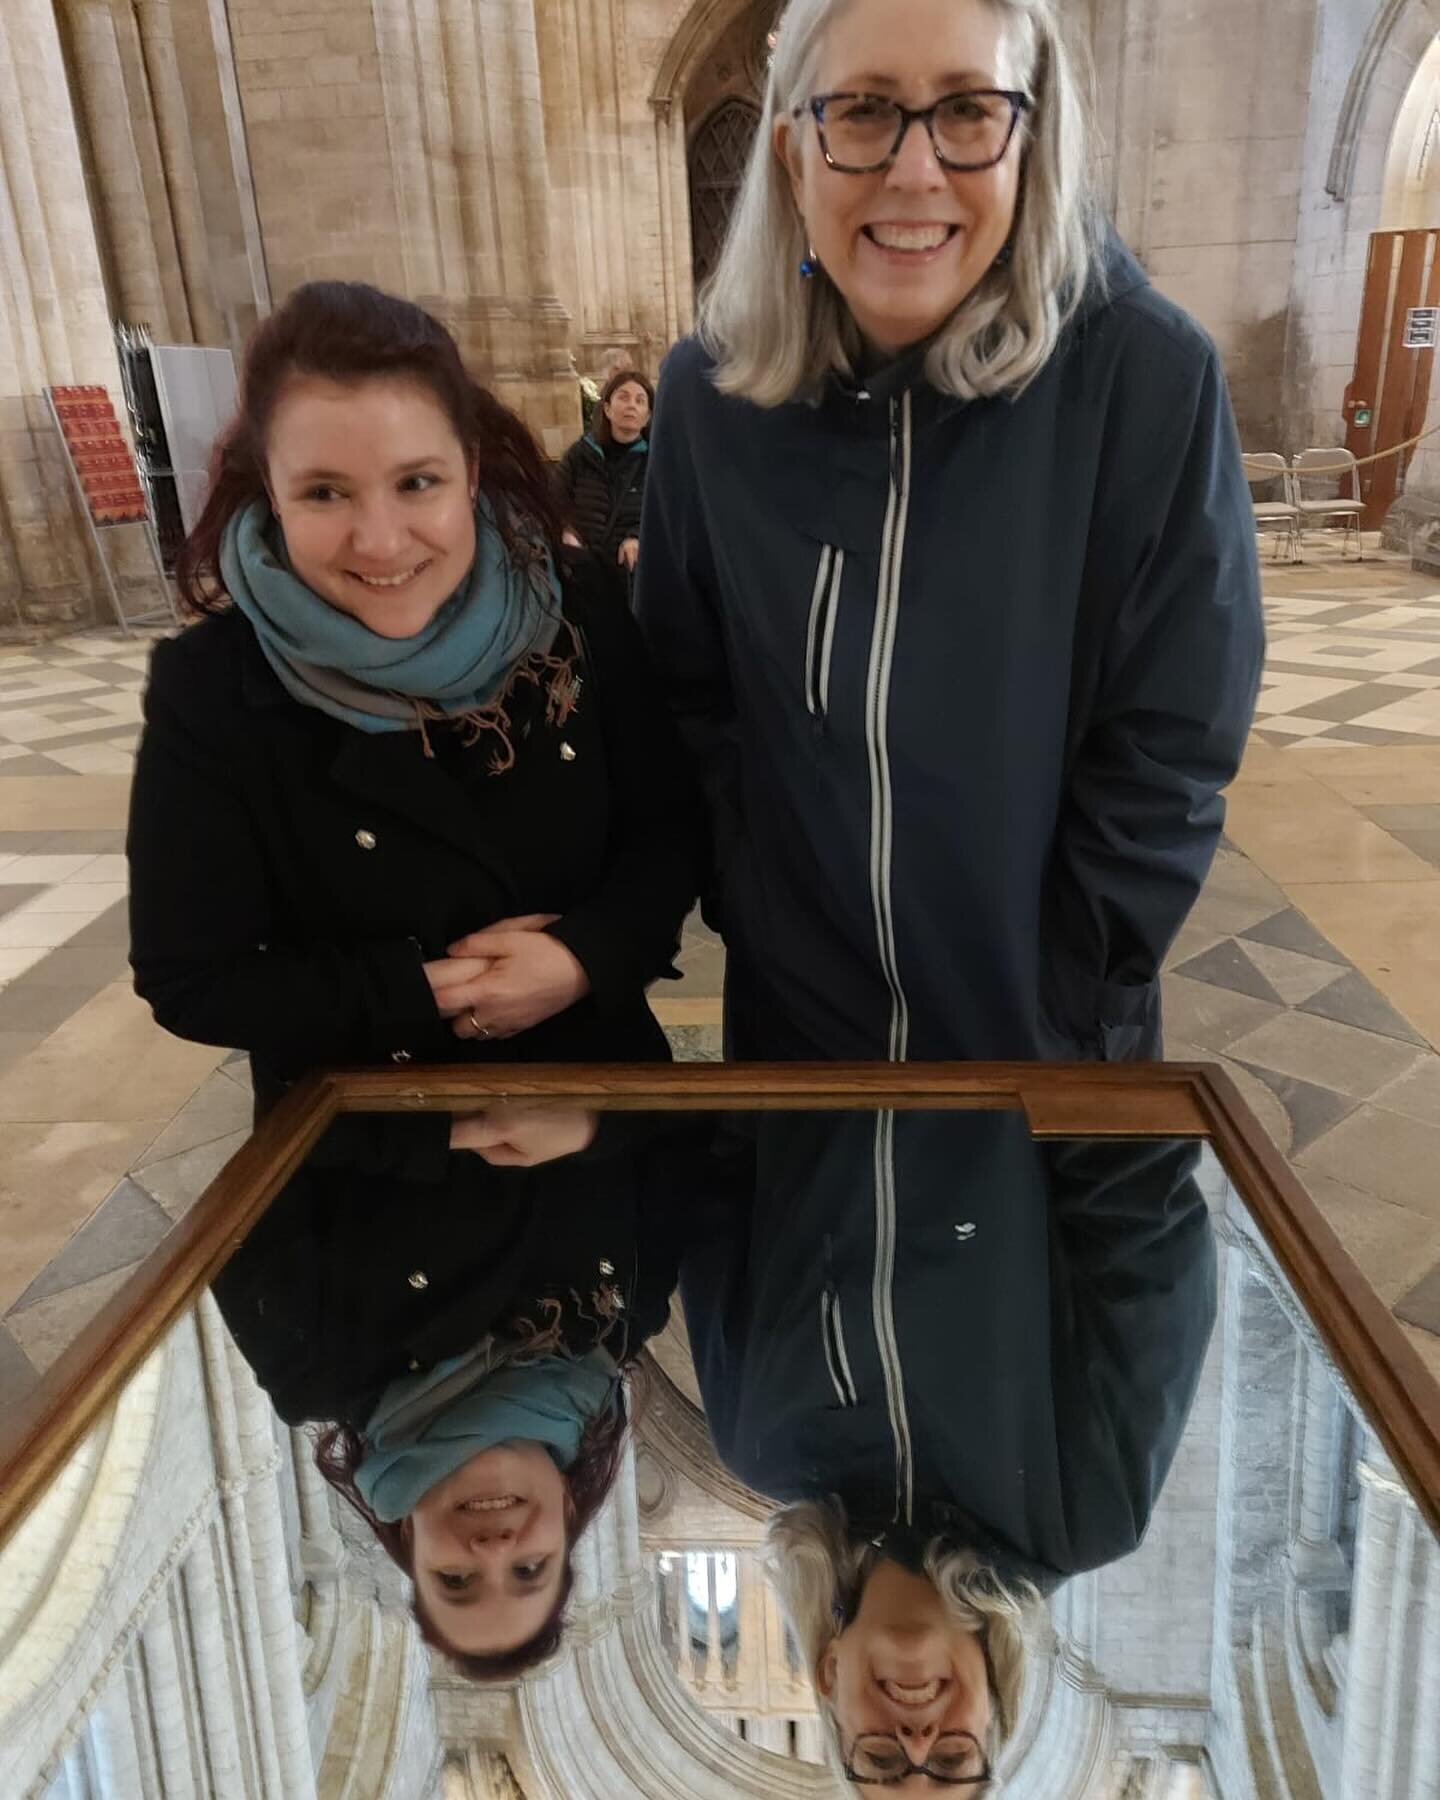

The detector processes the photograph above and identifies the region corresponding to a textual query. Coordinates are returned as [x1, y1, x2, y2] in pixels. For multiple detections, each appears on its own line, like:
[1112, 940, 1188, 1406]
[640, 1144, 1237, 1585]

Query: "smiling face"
[777, 0, 1025, 360]
[408, 1441, 570, 1657]
[264, 373, 478, 639]
[818, 1559, 994, 1792]
[604, 379, 651, 444]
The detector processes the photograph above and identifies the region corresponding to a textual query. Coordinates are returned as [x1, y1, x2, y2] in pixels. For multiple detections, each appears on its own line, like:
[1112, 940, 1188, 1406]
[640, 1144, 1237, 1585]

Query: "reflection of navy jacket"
[680, 1113, 1217, 1591]
[638, 236, 1264, 1061]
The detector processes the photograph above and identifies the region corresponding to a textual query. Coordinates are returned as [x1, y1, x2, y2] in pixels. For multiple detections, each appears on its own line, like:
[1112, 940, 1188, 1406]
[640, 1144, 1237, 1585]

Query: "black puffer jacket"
[559, 434, 649, 562]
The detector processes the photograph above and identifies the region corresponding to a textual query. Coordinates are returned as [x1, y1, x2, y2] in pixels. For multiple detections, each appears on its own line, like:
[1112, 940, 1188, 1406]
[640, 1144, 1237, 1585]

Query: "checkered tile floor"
[0, 630, 161, 775]
[1255, 557, 1440, 747]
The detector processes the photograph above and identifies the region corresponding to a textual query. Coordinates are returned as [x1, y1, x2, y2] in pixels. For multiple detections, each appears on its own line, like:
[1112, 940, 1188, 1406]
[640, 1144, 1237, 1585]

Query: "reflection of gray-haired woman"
[638, 0, 1263, 1064]
[767, 1499, 1041, 1788]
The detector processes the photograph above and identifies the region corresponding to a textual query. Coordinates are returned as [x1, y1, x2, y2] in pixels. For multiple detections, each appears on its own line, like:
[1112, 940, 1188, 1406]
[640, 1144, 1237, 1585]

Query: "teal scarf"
[354, 1347, 620, 1523]
[219, 498, 563, 735]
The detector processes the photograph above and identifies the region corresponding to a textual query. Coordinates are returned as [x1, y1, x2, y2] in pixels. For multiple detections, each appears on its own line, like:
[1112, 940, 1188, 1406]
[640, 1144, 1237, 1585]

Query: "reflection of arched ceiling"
[637, 1313, 771, 1525]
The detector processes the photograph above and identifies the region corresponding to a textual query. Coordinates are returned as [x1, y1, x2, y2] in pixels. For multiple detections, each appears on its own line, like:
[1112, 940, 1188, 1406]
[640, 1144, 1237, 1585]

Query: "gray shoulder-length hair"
[765, 1499, 1043, 1790]
[701, 0, 1105, 407]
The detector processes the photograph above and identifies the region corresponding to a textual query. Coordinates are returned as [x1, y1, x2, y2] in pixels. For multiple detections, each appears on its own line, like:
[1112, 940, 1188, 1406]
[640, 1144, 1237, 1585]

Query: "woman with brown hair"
[127, 283, 699, 1114]
[558, 368, 654, 577]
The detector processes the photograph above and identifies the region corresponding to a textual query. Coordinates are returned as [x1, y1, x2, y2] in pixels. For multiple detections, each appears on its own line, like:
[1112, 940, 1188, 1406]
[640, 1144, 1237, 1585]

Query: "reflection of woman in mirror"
[768, 1500, 1037, 1788]
[127, 282, 700, 1112]
[682, 1116, 1217, 1780]
[214, 1110, 690, 1675]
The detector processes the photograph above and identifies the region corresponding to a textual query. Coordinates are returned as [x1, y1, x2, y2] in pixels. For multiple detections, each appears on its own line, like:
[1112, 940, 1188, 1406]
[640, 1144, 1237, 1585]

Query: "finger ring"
[467, 1011, 491, 1041]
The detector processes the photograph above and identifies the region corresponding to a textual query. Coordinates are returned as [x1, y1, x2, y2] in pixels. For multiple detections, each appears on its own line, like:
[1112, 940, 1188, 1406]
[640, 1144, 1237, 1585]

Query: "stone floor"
[1, 543, 1439, 1425]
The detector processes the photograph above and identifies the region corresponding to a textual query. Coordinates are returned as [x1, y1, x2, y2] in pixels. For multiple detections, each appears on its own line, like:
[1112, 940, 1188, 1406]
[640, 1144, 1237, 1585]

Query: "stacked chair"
[1241, 448, 1365, 562]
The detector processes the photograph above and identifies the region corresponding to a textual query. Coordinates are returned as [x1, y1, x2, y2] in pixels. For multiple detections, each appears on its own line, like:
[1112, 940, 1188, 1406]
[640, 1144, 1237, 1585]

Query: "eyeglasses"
[796, 91, 1031, 174]
[841, 1728, 993, 1786]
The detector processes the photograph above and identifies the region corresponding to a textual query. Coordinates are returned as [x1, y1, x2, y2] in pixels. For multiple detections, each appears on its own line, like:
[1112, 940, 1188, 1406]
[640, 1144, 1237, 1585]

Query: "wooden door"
[1344, 229, 1440, 528]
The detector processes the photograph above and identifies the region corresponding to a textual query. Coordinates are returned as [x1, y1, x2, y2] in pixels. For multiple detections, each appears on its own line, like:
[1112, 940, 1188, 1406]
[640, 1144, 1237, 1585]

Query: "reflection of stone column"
[58, 0, 187, 337]
[1291, 1348, 1351, 1592]
[0, 0, 135, 625]
[1337, 1448, 1425, 1797]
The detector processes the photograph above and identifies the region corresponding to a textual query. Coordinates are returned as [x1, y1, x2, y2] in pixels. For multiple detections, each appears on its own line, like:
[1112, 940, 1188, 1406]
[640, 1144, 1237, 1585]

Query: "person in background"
[127, 282, 698, 1115]
[559, 370, 654, 581]
[637, 0, 1264, 1067]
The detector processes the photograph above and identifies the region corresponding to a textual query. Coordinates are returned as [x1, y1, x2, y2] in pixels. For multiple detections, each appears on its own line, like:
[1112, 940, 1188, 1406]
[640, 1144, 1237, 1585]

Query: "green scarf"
[219, 498, 563, 735]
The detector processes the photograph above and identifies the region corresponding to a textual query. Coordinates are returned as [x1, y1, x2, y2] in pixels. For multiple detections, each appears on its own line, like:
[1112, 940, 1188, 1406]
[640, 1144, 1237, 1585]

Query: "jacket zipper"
[803, 544, 845, 726]
[821, 1285, 859, 1406]
[865, 390, 916, 1524]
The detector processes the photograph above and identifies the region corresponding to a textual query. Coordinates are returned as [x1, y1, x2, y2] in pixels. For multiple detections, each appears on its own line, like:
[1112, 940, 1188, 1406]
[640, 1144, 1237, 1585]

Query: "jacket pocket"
[1041, 958, 1162, 1062]
[804, 544, 845, 723]
[821, 1284, 859, 1406]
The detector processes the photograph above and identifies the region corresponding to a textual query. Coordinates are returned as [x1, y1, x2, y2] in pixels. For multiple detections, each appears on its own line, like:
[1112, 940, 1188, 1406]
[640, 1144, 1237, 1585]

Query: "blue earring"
[995, 242, 1013, 268]
[800, 243, 818, 279]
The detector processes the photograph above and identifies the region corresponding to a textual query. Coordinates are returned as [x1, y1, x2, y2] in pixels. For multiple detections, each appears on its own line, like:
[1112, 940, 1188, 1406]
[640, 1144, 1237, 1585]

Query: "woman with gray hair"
[681, 1116, 1217, 1789]
[637, 0, 1264, 1067]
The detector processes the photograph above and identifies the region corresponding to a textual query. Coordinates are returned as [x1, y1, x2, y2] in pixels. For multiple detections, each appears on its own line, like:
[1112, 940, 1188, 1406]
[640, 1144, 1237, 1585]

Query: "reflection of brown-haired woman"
[128, 282, 699, 1111]
[212, 1110, 698, 1678]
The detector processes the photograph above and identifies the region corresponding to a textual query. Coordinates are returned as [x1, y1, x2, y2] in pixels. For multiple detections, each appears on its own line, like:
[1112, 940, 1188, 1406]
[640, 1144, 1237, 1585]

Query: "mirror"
[1, 1070, 1435, 1798]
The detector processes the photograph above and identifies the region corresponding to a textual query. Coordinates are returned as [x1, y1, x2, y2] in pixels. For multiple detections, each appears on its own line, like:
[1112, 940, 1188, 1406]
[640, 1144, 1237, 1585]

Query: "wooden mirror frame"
[1, 1060, 1437, 1550]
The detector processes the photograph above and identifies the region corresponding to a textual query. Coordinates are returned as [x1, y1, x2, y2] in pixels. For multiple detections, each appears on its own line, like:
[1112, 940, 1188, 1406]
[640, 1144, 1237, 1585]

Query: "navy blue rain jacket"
[637, 237, 1264, 1060]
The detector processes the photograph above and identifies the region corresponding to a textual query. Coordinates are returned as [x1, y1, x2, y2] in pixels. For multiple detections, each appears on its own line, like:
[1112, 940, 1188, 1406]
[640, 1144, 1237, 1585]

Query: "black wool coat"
[213, 1112, 701, 1426]
[559, 435, 649, 562]
[127, 555, 702, 1099]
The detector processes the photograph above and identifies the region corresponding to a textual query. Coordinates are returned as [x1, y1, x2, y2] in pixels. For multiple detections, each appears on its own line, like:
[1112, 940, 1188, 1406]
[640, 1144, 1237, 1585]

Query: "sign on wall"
[1403, 307, 1440, 349]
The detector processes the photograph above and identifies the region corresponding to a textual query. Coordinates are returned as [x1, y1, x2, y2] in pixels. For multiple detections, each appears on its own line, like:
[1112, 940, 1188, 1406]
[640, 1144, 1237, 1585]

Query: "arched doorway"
[1344, 34, 1440, 524]
[688, 97, 761, 289]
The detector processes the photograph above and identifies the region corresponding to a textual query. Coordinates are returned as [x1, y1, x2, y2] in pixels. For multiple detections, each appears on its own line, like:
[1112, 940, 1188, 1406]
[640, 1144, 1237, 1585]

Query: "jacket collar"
[235, 612, 524, 871]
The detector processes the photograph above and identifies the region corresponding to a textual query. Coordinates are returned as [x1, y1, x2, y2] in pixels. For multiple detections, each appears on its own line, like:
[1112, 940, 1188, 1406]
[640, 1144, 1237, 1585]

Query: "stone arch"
[649, 0, 778, 339]
[651, 0, 756, 112]
[688, 97, 762, 288]
[1327, 0, 1440, 204]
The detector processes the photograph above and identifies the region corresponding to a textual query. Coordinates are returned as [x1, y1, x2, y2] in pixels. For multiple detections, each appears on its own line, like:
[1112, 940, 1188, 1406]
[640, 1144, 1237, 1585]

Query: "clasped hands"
[423, 913, 590, 1042]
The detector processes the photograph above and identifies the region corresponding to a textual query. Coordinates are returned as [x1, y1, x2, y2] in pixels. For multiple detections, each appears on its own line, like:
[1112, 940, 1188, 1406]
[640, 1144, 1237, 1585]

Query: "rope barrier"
[1338, 416, 1440, 470]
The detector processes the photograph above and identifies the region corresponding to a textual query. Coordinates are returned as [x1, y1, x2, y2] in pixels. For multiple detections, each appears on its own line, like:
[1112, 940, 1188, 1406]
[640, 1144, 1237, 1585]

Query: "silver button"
[355, 828, 377, 850]
[408, 1271, 429, 1290]
[954, 1222, 977, 1241]
[599, 1259, 615, 1276]
[409, 1358, 421, 1371]
[391, 1049, 412, 1064]
[559, 742, 576, 762]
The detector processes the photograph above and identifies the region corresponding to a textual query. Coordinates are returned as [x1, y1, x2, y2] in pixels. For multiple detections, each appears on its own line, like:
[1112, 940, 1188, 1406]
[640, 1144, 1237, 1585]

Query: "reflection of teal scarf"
[219, 498, 562, 734]
[354, 1348, 619, 1523]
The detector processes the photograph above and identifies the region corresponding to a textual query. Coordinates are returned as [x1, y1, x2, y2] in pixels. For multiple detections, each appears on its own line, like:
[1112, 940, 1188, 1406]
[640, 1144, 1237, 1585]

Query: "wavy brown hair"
[176, 281, 566, 614]
[314, 1384, 629, 1681]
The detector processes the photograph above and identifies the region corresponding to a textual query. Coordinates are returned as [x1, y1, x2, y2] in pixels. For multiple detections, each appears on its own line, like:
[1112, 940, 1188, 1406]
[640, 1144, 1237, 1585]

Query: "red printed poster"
[48, 386, 148, 525]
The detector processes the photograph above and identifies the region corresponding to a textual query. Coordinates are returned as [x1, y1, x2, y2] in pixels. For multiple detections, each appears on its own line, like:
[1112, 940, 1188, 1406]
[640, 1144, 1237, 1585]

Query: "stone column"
[0, 0, 134, 627]
[132, 0, 225, 344]
[57, 0, 188, 338]
[398, 0, 575, 452]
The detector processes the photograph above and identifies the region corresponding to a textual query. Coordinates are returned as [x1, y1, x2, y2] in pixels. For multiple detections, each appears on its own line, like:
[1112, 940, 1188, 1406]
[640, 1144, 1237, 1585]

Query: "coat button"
[391, 1049, 412, 1064]
[599, 1259, 615, 1275]
[409, 1358, 421, 1371]
[408, 1271, 429, 1290]
[559, 742, 576, 762]
[355, 828, 377, 849]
